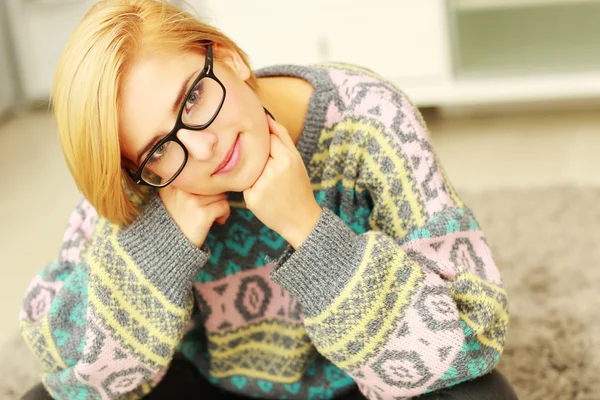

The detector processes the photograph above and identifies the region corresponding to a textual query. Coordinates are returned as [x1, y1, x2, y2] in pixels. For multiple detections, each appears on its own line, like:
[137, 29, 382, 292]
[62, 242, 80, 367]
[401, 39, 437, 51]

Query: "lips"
[212, 134, 240, 175]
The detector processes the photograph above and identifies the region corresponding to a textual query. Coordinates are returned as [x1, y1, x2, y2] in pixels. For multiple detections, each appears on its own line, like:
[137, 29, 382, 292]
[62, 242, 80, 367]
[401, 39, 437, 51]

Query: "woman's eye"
[148, 143, 168, 164]
[185, 81, 204, 112]
[154, 144, 166, 156]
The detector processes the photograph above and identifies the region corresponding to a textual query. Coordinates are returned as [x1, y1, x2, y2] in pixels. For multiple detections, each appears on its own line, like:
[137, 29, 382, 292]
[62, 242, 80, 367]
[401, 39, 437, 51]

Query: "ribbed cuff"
[270, 208, 364, 317]
[118, 196, 210, 307]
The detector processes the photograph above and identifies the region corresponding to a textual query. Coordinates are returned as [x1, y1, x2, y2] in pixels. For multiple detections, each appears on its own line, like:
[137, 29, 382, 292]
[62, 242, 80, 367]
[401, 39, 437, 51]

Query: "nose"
[177, 128, 217, 161]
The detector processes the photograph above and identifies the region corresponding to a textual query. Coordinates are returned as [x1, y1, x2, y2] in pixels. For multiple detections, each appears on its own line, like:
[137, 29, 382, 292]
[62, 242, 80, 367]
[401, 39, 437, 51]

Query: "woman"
[20, 1, 516, 399]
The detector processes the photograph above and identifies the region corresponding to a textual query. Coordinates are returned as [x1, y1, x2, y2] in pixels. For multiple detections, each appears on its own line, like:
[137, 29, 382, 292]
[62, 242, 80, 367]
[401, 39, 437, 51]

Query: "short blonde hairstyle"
[53, 0, 256, 226]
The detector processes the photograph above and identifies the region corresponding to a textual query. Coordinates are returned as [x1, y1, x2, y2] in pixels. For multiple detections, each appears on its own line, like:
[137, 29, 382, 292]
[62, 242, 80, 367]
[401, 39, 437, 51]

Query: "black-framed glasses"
[129, 43, 226, 188]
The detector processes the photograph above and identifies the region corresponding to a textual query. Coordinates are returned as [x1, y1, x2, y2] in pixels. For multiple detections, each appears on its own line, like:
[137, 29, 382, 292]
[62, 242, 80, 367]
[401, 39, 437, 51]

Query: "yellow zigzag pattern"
[206, 319, 315, 383]
[86, 219, 192, 367]
[451, 273, 509, 352]
[21, 317, 67, 372]
[304, 237, 508, 370]
[309, 118, 427, 235]
[305, 233, 424, 370]
[208, 320, 308, 346]
[314, 63, 463, 209]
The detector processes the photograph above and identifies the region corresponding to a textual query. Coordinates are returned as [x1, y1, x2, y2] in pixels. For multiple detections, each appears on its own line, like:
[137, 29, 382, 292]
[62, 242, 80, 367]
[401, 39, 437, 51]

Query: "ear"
[213, 43, 251, 82]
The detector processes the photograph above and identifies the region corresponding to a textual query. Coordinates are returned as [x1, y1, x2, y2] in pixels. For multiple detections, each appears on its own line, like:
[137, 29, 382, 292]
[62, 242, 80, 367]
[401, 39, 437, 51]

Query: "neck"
[255, 76, 314, 145]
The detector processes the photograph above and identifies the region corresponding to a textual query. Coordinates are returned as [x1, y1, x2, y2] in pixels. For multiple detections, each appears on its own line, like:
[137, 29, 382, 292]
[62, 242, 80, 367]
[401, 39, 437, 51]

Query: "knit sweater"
[20, 63, 509, 400]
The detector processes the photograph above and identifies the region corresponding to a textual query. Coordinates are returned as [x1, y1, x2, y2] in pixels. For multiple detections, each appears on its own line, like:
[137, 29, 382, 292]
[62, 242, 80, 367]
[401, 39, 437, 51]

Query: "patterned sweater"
[20, 64, 509, 400]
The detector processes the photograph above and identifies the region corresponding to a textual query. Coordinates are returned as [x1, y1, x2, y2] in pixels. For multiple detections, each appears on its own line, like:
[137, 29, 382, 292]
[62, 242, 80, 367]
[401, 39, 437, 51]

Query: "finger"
[269, 134, 290, 159]
[217, 202, 232, 224]
[205, 199, 231, 223]
[267, 115, 296, 150]
[162, 187, 226, 205]
[192, 193, 228, 206]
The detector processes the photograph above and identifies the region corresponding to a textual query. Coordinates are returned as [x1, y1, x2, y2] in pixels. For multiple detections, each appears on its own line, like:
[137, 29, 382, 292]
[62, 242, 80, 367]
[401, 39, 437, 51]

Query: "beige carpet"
[2, 186, 599, 399]
[466, 186, 600, 400]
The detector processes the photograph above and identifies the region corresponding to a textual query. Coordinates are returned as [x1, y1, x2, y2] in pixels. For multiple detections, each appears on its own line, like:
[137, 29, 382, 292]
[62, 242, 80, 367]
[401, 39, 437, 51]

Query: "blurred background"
[0, 0, 599, 398]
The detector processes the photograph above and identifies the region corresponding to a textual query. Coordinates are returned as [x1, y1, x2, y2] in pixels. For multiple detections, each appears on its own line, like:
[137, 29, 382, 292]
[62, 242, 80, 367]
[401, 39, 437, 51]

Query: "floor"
[1, 105, 599, 349]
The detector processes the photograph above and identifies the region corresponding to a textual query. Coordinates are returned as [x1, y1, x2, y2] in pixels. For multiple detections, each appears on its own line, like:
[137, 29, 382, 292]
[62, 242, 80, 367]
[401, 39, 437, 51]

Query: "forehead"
[119, 51, 205, 161]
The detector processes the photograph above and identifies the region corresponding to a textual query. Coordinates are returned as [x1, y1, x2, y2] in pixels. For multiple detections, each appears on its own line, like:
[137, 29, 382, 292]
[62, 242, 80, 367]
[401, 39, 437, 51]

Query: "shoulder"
[59, 197, 100, 265]
[317, 63, 429, 143]
[65, 198, 100, 242]
[316, 62, 405, 101]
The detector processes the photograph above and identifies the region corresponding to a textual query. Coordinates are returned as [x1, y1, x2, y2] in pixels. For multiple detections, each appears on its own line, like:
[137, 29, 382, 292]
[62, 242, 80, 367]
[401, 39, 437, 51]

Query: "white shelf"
[398, 71, 600, 107]
[455, 5, 600, 76]
[454, 0, 600, 11]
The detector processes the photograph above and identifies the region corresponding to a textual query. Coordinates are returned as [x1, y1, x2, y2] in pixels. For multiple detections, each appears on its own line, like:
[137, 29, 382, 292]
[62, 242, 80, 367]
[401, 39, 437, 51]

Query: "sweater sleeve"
[270, 97, 508, 399]
[20, 196, 210, 400]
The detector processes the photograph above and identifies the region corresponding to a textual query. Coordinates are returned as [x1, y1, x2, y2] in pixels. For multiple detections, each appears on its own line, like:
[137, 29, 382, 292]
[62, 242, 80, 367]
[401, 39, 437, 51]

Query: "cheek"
[251, 126, 272, 170]
[220, 79, 263, 122]
[169, 161, 212, 191]
[170, 172, 200, 192]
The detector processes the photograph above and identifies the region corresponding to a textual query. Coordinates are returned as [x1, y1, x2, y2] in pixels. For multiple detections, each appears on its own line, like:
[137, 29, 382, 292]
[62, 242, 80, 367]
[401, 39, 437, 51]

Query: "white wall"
[4, 0, 595, 108]
[0, 3, 17, 115]
[3, 0, 190, 102]
[198, 0, 452, 86]
[2, 0, 453, 105]
[4, 0, 95, 101]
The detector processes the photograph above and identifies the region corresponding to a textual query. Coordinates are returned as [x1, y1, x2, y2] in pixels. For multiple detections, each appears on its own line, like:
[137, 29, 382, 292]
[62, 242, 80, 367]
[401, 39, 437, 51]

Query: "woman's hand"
[159, 188, 231, 248]
[243, 115, 322, 249]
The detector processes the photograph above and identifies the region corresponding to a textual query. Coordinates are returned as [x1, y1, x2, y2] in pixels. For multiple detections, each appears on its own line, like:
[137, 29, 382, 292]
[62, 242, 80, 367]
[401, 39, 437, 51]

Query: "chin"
[231, 154, 268, 192]
[230, 170, 260, 192]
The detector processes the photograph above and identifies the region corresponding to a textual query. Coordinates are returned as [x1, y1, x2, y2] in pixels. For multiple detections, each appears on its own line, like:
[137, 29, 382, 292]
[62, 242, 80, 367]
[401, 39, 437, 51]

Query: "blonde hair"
[53, 0, 256, 226]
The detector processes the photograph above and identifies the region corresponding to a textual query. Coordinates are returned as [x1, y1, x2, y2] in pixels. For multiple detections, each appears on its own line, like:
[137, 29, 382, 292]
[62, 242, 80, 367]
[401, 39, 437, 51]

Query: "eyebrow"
[135, 69, 200, 164]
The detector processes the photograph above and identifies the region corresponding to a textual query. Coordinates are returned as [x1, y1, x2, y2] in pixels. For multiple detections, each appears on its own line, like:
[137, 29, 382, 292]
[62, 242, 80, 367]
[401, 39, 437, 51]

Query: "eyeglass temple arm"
[263, 107, 275, 121]
[206, 43, 213, 65]
[206, 42, 273, 122]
